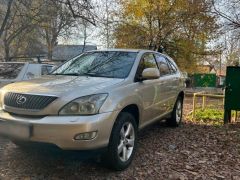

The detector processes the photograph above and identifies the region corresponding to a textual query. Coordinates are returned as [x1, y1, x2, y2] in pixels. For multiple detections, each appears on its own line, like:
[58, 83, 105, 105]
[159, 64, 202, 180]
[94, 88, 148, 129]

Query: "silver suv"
[0, 49, 185, 170]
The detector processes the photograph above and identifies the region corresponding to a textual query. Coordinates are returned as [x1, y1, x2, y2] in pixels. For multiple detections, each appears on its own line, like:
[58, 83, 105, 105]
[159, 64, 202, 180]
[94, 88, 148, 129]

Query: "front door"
[135, 53, 162, 124]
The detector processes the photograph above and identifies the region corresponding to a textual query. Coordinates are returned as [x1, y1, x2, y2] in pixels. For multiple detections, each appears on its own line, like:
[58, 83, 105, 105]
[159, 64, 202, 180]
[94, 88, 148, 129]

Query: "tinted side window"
[155, 54, 171, 76]
[166, 58, 178, 74]
[46, 66, 53, 73]
[41, 65, 53, 75]
[24, 64, 39, 80]
[136, 53, 158, 79]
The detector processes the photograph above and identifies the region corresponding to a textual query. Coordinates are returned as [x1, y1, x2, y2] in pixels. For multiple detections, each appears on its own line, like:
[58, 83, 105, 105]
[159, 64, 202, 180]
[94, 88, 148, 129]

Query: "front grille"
[4, 92, 57, 110]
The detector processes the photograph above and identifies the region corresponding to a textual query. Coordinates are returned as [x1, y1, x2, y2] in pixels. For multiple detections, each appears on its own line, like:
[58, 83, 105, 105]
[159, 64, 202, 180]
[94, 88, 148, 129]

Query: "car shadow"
[1, 120, 236, 179]
[0, 121, 169, 177]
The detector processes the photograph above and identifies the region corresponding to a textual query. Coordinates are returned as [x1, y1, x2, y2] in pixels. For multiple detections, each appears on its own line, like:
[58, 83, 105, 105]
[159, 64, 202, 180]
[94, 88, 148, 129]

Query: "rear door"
[165, 56, 183, 106]
[154, 53, 175, 113]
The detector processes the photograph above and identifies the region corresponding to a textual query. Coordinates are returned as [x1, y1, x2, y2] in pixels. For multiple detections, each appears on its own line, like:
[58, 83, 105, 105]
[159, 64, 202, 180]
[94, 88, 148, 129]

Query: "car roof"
[0, 62, 54, 65]
[0, 62, 26, 64]
[86, 48, 158, 53]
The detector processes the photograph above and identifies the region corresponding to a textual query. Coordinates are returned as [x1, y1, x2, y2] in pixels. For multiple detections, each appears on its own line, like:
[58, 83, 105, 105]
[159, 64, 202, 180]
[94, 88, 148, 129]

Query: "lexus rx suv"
[0, 49, 185, 170]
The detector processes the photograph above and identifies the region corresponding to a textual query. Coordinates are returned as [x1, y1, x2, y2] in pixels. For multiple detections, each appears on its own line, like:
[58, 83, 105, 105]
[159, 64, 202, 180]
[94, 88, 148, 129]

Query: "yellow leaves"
[121, 0, 189, 24]
[115, 0, 219, 73]
[123, 0, 146, 17]
[114, 23, 148, 49]
[123, 0, 162, 18]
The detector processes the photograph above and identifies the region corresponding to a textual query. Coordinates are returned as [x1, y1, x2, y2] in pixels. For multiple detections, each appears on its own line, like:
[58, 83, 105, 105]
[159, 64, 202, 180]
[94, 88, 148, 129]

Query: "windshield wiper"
[82, 72, 99, 77]
[53, 73, 80, 76]
[83, 72, 114, 78]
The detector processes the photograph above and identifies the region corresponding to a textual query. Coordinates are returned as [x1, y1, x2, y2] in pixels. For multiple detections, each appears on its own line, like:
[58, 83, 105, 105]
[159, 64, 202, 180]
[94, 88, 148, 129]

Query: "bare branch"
[65, 0, 96, 26]
[0, 0, 14, 37]
[211, 0, 240, 29]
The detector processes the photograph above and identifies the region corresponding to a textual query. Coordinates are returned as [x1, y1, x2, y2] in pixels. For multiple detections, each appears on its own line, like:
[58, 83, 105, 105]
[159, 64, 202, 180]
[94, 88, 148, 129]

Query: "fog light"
[74, 131, 97, 140]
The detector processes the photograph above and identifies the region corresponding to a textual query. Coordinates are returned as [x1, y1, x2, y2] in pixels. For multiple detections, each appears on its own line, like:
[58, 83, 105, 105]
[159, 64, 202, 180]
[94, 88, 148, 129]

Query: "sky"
[58, 0, 240, 64]
[58, 0, 107, 49]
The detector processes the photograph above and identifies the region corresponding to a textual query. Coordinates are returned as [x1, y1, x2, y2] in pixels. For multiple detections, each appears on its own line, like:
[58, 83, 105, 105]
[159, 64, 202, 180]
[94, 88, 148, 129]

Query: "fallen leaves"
[0, 96, 240, 179]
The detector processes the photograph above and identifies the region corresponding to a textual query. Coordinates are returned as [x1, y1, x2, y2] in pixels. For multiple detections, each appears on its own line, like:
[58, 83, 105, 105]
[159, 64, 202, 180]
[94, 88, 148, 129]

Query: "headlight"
[59, 94, 108, 115]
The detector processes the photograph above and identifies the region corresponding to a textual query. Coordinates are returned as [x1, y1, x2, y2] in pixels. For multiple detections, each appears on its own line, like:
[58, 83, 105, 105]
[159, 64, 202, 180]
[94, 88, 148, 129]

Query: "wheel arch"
[120, 104, 140, 127]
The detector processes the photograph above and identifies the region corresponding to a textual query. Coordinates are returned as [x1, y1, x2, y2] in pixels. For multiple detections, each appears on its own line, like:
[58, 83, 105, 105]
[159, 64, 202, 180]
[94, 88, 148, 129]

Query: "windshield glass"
[52, 51, 137, 78]
[0, 63, 24, 79]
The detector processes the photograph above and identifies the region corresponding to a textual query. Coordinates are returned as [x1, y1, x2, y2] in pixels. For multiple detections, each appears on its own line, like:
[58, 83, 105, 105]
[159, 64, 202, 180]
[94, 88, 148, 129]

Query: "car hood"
[1, 75, 124, 97]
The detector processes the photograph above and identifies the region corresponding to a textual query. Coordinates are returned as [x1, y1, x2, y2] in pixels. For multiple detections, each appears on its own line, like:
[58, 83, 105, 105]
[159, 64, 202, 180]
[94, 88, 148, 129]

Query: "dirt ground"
[1, 96, 240, 180]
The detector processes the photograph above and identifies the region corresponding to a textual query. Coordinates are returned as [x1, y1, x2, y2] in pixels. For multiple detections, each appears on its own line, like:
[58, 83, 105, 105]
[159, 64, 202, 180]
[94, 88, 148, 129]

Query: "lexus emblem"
[16, 95, 27, 105]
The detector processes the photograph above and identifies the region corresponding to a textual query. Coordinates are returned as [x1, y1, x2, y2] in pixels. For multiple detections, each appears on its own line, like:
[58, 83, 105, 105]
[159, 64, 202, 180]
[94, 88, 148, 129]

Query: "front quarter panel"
[99, 83, 144, 124]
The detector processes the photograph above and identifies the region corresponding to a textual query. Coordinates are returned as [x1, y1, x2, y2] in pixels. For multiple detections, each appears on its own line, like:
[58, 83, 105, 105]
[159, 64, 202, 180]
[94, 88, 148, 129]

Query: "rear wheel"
[167, 97, 183, 127]
[104, 112, 137, 171]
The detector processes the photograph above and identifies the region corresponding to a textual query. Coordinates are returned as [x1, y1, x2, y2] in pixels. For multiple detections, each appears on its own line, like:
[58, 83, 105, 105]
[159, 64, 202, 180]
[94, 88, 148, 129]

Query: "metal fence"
[189, 90, 240, 123]
[191, 91, 224, 120]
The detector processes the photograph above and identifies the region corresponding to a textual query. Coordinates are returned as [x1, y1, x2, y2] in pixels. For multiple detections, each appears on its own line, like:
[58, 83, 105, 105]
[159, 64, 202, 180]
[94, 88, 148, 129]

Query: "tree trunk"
[4, 43, 10, 62]
[82, 23, 87, 53]
[47, 44, 53, 60]
[3, 34, 10, 62]
[0, 0, 13, 38]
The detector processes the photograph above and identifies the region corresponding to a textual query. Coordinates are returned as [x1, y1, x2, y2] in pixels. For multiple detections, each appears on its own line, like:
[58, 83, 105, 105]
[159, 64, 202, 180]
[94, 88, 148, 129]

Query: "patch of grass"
[188, 108, 224, 126]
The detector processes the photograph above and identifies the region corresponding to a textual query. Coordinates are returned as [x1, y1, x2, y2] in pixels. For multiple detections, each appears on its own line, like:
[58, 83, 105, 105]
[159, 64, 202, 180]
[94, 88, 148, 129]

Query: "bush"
[188, 108, 224, 125]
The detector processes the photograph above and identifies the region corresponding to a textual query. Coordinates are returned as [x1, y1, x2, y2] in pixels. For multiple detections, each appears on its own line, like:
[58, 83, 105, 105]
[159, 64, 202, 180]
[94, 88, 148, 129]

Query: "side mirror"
[142, 68, 160, 80]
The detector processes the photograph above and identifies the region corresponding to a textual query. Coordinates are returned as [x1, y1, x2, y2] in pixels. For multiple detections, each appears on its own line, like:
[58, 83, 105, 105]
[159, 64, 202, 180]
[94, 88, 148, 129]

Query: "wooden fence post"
[202, 95, 206, 110]
[192, 93, 196, 120]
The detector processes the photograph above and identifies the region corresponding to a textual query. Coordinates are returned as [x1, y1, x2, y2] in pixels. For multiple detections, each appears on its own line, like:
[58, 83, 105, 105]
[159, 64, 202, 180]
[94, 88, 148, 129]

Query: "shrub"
[188, 108, 224, 126]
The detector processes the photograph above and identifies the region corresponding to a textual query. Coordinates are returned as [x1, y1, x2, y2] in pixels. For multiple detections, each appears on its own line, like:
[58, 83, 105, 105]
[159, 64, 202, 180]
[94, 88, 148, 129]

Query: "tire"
[167, 96, 183, 127]
[104, 112, 137, 171]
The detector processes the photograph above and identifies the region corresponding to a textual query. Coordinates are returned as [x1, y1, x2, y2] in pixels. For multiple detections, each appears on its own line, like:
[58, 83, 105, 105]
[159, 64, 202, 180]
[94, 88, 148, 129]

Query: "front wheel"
[167, 97, 183, 127]
[104, 112, 137, 171]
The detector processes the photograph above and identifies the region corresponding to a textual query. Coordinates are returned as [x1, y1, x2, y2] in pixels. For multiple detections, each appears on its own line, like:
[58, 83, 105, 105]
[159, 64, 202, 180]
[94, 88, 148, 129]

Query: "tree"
[0, 0, 41, 61]
[79, 19, 94, 52]
[211, 0, 240, 67]
[113, 0, 219, 72]
[222, 32, 240, 66]
[94, 0, 119, 48]
[0, 0, 96, 61]
[212, 0, 240, 30]
[52, 0, 96, 25]
[38, 1, 76, 60]
[39, 0, 97, 60]
[0, 0, 13, 38]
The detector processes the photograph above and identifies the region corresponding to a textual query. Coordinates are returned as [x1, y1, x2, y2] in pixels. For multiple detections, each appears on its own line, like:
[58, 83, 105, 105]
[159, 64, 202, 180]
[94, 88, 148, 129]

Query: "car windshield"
[0, 63, 24, 79]
[52, 51, 137, 78]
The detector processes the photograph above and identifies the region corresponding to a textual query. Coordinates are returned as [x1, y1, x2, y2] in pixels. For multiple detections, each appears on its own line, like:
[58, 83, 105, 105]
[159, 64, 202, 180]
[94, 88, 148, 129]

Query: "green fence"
[193, 73, 217, 87]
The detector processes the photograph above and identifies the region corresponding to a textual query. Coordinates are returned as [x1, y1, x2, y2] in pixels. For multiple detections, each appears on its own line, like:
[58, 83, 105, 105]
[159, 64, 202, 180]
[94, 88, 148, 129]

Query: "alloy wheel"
[118, 122, 135, 162]
[176, 100, 182, 124]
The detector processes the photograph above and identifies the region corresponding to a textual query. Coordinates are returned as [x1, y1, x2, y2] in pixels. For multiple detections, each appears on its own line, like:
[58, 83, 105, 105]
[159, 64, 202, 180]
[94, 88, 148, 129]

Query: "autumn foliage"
[114, 0, 219, 72]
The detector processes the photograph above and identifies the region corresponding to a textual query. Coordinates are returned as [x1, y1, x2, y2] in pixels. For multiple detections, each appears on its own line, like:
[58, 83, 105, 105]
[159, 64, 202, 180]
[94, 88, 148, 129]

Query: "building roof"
[22, 44, 97, 62]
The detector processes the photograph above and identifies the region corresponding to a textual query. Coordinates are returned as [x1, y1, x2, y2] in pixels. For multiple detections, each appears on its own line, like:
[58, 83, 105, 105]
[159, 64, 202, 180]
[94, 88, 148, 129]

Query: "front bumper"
[0, 110, 119, 150]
